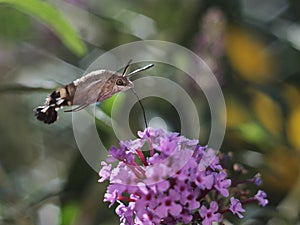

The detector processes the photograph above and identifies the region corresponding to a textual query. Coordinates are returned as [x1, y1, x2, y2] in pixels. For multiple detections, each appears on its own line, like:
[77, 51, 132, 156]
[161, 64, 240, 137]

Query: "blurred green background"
[1, 0, 300, 224]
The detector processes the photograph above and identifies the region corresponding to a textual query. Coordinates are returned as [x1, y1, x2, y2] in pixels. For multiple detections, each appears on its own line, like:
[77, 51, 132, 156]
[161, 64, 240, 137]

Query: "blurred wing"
[72, 70, 113, 105]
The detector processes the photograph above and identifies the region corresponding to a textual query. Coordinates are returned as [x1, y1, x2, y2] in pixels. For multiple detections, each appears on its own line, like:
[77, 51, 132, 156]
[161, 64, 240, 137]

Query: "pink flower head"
[98, 128, 268, 225]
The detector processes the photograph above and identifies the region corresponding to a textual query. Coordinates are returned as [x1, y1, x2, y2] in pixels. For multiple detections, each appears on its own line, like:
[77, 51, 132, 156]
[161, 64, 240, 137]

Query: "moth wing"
[72, 70, 113, 105]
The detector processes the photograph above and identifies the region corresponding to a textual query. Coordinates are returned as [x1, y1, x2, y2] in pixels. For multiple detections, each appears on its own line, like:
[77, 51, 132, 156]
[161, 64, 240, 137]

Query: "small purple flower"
[251, 173, 263, 186]
[145, 163, 171, 184]
[98, 161, 112, 182]
[200, 201, 221, 225]
[109, 146, 135, 164]
[175, 158, 198, 181]
[104, 189, 118, 207]
[229, 197, 246, 218]
[214, 171, 231, 197]
[255, 190, 269, 206]
[177, 183, 200, 210]
[154, 135, 179, 156]
[120, 139, 144, 152]
[156, 189, 182, 218]
[135, 212, 160, 225]
[137, 127, 163, 140]
[116, 203, 135, 225]
[177, 208, 193, 224]
[109, 163, 139, 185]
[135, 188, 158, 211]
[201, 148, 223, 171]
[195, 171, 214, 190]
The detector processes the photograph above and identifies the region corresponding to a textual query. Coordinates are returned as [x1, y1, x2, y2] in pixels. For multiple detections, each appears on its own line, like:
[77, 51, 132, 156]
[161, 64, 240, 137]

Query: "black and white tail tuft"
[34, 105, 58, 124]
[34, 85, 74, 124]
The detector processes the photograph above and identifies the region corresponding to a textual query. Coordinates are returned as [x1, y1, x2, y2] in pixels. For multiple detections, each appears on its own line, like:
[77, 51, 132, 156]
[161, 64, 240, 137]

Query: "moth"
[34, 61, 154, 124]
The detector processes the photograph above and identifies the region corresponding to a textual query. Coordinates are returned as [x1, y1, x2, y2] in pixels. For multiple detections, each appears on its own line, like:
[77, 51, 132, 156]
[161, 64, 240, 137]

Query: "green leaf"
[237, 121, 270, 145]
[0, 0, 86, 56]
[0, 7, 31, 40]
[99, 94, 118, 116]
[61, 202, 80, 225]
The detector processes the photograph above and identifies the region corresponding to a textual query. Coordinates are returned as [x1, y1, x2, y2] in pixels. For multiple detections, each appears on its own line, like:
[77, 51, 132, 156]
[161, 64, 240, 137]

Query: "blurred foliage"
[0, 0, 86, 56]
[0, 7, 31, 41]
[1, 0, 300, 225]
[225, 26, 275, 83]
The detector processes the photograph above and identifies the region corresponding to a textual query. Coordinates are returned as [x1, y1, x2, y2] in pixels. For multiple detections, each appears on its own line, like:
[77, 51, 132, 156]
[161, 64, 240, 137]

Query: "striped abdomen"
[34, 83, 77, 124]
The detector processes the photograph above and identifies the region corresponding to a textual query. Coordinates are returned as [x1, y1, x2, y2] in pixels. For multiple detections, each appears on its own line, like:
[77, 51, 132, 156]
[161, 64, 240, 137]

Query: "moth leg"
[64, 104, 89, 112]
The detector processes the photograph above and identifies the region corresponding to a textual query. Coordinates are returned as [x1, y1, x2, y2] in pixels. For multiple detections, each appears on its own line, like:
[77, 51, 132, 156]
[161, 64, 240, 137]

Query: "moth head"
[111, 62, 154, 93]
[112, 75, 134, 92]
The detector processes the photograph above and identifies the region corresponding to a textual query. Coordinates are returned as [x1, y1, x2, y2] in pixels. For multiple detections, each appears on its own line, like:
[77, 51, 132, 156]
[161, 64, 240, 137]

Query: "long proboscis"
[131, 88, 148, 128]
[126, 64, 154, 77]
[126, 62, 153, 128]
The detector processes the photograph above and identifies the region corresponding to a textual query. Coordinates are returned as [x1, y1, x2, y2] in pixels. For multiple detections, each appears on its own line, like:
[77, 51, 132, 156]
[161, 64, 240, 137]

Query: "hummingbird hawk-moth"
[34, 61, 154, 124]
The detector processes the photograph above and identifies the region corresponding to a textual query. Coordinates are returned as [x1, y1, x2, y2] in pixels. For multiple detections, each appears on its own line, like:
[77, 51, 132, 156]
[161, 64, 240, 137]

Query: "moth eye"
[116, 78, 124, 86]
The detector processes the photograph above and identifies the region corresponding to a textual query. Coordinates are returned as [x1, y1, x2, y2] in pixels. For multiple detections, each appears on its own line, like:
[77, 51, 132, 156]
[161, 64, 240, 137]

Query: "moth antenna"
[131, 88, 148, 128]
[122, 59, 133, 77]
[127, 64, 154, 77]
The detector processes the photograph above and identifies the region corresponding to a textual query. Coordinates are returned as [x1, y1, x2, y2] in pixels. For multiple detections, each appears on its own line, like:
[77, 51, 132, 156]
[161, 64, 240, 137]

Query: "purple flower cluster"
[99, 128, 268, 225]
